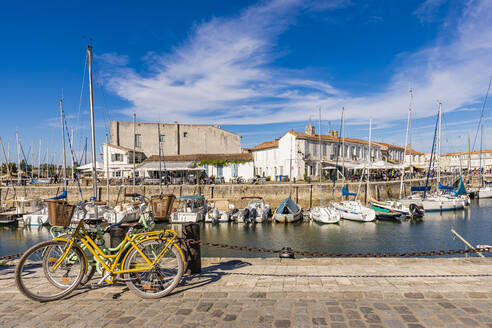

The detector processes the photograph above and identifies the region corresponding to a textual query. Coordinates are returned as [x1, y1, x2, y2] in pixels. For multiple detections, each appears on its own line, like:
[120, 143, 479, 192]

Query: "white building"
[250, 124, 404, 181]
[103, 144, 146, 179]
[136, 153, 254, 183]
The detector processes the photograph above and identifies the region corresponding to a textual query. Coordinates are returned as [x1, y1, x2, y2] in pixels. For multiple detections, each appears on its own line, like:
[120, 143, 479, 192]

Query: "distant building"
[136, 153, 254, 183]
[109, 121, 242, 157]
[249, 124, 406, 180]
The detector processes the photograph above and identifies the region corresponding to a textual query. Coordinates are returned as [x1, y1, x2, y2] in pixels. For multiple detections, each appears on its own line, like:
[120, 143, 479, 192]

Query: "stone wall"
[0, 177, 452, 209]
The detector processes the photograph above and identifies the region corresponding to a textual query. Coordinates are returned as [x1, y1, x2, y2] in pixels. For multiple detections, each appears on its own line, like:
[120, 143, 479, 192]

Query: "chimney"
[305, 124, 315, 136]
[329, 130, 338, 138]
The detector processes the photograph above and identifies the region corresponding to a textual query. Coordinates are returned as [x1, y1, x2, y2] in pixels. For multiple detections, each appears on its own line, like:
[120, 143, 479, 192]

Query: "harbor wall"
[0, 177, 453, 209]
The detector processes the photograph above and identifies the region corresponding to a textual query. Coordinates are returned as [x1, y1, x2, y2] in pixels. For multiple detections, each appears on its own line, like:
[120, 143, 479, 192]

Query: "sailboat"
[477, 77, 492, 198]
[374, 90, 424, 218]
[421, 102, 465, 212]
[309, 108, 340, 224]
[332, 110, 376, 222]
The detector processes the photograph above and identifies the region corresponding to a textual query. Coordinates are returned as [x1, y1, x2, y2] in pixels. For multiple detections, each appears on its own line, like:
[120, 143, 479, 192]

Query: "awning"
[137, 160, 204, 171]
[76, 162, 104, 172]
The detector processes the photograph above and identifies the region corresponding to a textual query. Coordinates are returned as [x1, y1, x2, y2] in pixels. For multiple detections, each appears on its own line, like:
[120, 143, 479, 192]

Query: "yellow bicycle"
[15, 210, 185, 302]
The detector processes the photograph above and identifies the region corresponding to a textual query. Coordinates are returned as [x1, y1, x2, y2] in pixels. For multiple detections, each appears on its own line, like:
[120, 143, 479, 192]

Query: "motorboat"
[369, 200, 423, 218]
[22, 206, 49, 226]
[273, 197, 302, 223]
[478, 186, 492, 199]
[332, 200, 376, 222]
[309, 206, 340, 224]
[368, 203, 404, 221]
[235, 196, 272, 223]
[103, 203, 139, 224]
[205, 199, 234, 223]
[170, 195, 207, 223]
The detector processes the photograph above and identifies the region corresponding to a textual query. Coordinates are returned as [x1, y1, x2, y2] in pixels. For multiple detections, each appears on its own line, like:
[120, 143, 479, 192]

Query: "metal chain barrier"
[0, 253, 23, 261]
[190, 240, 492, 258]
[2, 243, 490, 262]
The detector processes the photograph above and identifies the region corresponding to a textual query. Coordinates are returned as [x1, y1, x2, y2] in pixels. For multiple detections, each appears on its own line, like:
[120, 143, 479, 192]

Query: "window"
[135, 134, 141, 148]
[217, 165, 223, 178]
[305, 141, 310, 155]
[114, 171, 121, 177]
[159, 135, 165, 142]
[323, 144, 327, 156]
[313, 142, 317, 155]
[111, 153, 122, 162]
[183, 132, 188, 137]
[231, 164, 239, 177]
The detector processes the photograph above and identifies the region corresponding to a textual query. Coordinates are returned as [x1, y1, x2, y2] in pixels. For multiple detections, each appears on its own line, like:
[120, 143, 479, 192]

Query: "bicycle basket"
[46, 199, 75, 226]
[151, 193, 176, 221]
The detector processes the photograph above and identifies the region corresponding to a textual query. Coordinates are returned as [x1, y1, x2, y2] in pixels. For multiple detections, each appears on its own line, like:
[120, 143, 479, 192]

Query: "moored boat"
[309, 206, 340, 224]
[273, 197, 302, 223]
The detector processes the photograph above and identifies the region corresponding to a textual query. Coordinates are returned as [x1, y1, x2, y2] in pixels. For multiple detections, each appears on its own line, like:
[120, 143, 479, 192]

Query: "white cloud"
[101, 0, 492, 133]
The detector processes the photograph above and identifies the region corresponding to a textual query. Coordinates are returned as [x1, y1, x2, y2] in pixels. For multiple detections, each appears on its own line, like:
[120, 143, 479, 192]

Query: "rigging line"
[471, 76, 492, 152]
[75, 53, 88, 151]
[91, 59, 110, 134]
[64, 119, 84, 200]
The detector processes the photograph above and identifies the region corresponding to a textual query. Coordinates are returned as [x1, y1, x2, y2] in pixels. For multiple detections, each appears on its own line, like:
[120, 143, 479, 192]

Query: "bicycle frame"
[52, 220, 180, 283]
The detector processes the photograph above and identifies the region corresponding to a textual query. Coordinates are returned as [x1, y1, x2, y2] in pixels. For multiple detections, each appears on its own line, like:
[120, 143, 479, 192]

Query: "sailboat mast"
[106, 133, 110, 205]
[438, 102, 442, 184]
[133, 113, 136, 194]
[16, 131, 21, 184]
[399, 89, 412, 198]
[479, 110, 483, 188]
[318, 107, 322, 206]
[341, 108, 345, 187]
[157, 123, 163, 194]
[60, 99, 68, 191]
[37, 138, 42, 179]
[367, 119, 372, 201]
[87, 45, 98, 200]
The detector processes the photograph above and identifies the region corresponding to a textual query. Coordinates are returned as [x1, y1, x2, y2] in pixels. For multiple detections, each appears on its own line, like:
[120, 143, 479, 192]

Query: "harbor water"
[1, 199, 491, 258]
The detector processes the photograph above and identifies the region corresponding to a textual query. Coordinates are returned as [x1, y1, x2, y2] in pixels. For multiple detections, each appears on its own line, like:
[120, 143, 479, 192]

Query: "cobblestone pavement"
[0, 257, 491, 328]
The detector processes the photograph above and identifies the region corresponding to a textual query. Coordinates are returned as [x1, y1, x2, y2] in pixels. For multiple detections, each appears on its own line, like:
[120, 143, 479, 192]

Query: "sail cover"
[411, 186, 431, 192]
[438, 182, 455, 190]
[454, 177, 467, 196]
[342, 186, 357, 196]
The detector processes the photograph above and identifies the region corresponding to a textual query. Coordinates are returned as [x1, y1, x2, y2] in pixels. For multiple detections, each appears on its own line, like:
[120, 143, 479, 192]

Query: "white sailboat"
[422, 102, 464, 212]
[477, 77, 492, 198]
[310, 108, 340, 224]
[332, 109, 376, 222]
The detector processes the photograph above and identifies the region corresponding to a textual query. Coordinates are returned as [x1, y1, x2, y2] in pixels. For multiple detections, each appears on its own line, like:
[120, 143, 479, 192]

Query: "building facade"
[110, 121, 242, 157]
[250, 124, 391, 180]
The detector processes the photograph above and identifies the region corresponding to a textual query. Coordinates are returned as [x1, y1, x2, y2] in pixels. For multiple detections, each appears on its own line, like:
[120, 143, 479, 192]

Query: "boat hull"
[422, 198, 464, 212]
[274, 211, 302, 223]
[478, 187, 492, 199]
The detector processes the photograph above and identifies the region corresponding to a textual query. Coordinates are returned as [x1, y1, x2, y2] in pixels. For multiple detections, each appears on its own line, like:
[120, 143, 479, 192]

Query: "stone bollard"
[183, 223, 201, 274]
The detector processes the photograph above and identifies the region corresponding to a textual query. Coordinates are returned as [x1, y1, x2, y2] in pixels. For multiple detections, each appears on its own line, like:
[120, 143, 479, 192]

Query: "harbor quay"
[0, 177, 454, 210]
[0, 257, 491, 328]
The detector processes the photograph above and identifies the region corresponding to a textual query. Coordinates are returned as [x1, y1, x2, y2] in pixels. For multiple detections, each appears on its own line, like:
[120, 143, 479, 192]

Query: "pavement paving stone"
[1, 257, 491, 327]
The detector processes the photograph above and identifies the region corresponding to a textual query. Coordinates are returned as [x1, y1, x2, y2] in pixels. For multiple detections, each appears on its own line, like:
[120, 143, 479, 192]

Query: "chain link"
[189, 240, 492, 258]
[2, 243, 490, 262]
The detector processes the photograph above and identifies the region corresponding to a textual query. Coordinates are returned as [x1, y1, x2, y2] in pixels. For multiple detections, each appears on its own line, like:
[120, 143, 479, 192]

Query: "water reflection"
[1, 200, 491, 257]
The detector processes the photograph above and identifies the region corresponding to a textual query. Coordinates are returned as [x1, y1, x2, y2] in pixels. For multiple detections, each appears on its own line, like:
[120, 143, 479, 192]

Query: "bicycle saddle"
[84, 218, 105, 225]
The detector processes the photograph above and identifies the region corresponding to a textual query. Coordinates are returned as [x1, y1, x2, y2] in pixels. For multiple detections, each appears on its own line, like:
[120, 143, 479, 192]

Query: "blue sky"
[0, 0, 491, 164]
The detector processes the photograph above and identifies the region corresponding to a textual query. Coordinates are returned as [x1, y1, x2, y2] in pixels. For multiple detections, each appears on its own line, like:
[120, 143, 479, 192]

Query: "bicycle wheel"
[123, 239, 184, 299]
[15, 240, 86, 302]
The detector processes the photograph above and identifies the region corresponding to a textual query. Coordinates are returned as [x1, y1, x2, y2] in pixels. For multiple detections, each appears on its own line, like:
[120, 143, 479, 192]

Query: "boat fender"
[279, 247, 295, 259]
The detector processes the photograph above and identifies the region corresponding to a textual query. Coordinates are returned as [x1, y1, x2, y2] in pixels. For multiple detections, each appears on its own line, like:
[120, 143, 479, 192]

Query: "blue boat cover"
[49, 190, 67, 200]
[276, 197, 299, 214]
[411, 186, 431, 192]
[177, 195, 204, 201]
[454, 177, 467, 196]
[342, 186, 357, 197]
[438, 182, 455, 190]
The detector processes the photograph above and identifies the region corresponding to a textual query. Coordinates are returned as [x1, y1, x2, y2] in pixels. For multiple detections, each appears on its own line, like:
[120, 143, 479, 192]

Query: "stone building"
[110, 121, 242, 157]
